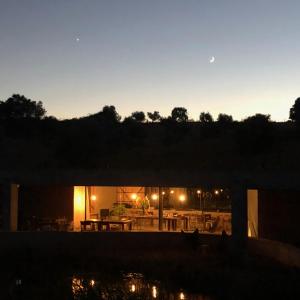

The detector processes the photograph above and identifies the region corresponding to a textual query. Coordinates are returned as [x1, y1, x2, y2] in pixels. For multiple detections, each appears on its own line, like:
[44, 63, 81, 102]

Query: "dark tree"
[217, 113, 233, 124]
[147, 111, 162, 122]
[171, 107, 188, 122]
[199, 112, 214, 123]
[0, 94, 46, 120]
[243, 113, 271, 123]
[130, 111, 146, 122]
[237, 113, 273, 155]
[289, 97, 300, 123]
[96, 105, 121, 123]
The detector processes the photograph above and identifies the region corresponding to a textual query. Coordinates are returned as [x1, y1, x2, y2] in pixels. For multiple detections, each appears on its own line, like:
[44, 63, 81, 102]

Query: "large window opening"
[15, 185, 232, 234]
[75, 186, 232, 234]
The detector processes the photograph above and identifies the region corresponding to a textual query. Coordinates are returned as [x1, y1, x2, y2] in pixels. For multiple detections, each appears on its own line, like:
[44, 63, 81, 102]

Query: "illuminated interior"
[73, 186, 233, 234]
[73, 186, 86, 231]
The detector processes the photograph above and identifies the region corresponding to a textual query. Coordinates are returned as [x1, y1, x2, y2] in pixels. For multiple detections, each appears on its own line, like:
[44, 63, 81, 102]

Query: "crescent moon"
[209, 56, 215, 63]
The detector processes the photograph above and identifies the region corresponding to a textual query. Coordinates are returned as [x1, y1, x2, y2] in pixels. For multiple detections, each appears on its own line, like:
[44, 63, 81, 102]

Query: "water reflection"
[71, 272, 213, 300]
[72, 278, 84, 295]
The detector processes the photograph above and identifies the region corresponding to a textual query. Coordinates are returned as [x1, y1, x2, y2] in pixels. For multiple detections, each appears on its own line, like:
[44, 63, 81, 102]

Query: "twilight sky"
[0, 0, 300, 121]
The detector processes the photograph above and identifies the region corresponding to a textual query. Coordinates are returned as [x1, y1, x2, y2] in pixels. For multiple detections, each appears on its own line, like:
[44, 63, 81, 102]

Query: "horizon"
[1, 0, 300, 121]
[0, 93, 296, 122]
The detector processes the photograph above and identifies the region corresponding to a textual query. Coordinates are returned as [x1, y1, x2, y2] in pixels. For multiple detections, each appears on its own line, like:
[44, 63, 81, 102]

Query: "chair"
[204, 214, 212, 231]
[56, 217, 69, 231]
[100, 209, 110, 220]
[90, 213, 99, 219]
[80, 220, 94, 231]
[188, 215, 198, 231]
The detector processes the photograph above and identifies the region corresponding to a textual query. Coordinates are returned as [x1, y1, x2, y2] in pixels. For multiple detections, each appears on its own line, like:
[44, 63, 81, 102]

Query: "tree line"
[1, 94, 300, 170]
[1, 93, 300, 124]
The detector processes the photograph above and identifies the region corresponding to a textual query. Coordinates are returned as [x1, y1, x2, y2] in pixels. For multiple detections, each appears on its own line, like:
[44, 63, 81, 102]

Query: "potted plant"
[137, 196, 150, 215]
[110, 204, 126, 219]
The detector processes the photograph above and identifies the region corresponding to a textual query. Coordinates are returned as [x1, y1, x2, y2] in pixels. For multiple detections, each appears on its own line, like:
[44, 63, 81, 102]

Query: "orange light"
[131, 193, 137, 200]
[91, 195, 97, 201]
[151, 194, 158, 200]
[214, 190, 219, 195]
[180, 292, 185, 299]
[74, 186, 86, 231]
[162, 191, 165, 195]
[197, 190, 201, 194]
[179, 194, 186, 202]
[152, 286, 157, 298]
[130, 284, 136, 292]
[170, 190, 174, 194]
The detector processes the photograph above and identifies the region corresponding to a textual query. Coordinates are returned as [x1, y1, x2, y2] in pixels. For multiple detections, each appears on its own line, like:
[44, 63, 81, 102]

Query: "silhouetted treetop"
[217, 113, 233, 123]
[171, 107, 188, 122]
[147, 111, 162, 122]
[130, 111, 146, 122]
[243, 113, 271, 124]
[289, 98, 300, 123]
[92, 105, 121, 123]
[199, 112, 214, 123]
[0, 94, 46, 120]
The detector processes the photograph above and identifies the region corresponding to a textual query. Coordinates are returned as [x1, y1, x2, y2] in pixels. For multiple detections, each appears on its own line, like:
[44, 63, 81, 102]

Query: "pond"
[2, 252, 299, 300]
[9, 271, 214, 300]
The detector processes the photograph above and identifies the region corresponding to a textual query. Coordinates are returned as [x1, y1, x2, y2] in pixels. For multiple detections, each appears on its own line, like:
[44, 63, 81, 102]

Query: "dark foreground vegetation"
[1, 94, 300, 171]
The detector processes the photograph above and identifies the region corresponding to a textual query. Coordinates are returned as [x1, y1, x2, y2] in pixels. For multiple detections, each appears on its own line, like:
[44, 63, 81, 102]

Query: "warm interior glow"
[179, 194, 186, 202]
[248, 224, 252, 237]
[162, 191, 165, 195]
[131, 193, 137, 200]
[130, 284, 136, 292]
[152, 286, 157, 298]
[90, 279, 95, 287]
[170, 190, 174, 194]
[151, 194, 158, 200]
[197, 190, 201, 194]
[90, 195, 97, 201]
[180, 292, 185, 299]
[214, 190, 219, 195]
[73, 186, 86, 231]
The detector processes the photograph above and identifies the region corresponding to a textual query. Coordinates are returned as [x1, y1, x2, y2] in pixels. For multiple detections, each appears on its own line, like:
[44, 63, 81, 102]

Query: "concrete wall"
[10, 184, 18, 231]
[1, 184, 19, 231]
[258, 190, 300, 247]
[19, 185, 73, 222]
[73, 186, 86, 231]
[0, 231, 220, 262]
[247, 189, 258, 238]
[90, 186, 117, 215]
[248, 238, 300, 268]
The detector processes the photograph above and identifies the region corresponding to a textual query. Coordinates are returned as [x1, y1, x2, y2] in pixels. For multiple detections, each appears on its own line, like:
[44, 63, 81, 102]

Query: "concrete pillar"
[247, 189, 258, 238]
[1, 183, 19, 231]
[231, 185, 248, 250]
[73, 186, 86, 231]
[158, 187, 164, 231]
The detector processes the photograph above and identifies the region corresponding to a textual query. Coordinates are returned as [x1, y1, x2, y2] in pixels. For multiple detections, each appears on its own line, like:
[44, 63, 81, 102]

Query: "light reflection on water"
[71, 272, 213, 300]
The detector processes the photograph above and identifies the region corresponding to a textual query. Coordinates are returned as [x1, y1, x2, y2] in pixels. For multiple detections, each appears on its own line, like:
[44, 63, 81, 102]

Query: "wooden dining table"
[96, 219, 133, 231]
[133, 215, 189, 231]
[81, 219, 133, 231]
